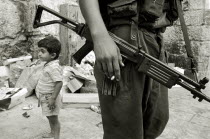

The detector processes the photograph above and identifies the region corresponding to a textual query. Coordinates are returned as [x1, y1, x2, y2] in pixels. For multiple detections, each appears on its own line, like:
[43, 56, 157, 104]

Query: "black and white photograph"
[0, 0, 210, 139]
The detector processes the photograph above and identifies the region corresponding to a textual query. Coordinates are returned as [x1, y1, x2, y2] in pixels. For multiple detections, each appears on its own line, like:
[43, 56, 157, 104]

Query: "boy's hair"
[38, 36, 61, 59]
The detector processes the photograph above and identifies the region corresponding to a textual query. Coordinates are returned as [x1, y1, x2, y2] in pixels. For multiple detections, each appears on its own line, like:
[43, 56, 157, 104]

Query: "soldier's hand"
[93, 33, 124, 81]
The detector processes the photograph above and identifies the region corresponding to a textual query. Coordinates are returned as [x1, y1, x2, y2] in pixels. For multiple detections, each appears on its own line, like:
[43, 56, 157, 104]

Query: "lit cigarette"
[111, 76, 115, 80]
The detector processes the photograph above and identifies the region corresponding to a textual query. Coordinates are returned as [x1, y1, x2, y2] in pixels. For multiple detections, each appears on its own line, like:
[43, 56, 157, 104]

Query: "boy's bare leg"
[43, 116, 55, 138]
[42, 116, 55, 138]
[46, 115, 60, 139]
[49, 118, 55, 135]
[54, 116, 60, 139]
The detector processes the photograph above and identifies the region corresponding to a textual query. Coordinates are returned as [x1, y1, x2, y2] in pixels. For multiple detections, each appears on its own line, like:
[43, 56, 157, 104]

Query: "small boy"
[36, 36, 63, 139]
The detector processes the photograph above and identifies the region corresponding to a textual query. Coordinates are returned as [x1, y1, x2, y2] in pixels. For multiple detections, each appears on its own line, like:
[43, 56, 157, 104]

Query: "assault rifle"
[33, 5, 210, 103]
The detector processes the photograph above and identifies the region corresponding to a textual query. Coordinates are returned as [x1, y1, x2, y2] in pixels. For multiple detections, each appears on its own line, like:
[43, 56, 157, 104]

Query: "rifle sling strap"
[176, 0, 196, 63]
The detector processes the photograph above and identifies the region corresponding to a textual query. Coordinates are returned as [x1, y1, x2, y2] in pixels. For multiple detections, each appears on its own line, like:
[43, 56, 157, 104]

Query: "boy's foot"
[42, 133, 54, 138]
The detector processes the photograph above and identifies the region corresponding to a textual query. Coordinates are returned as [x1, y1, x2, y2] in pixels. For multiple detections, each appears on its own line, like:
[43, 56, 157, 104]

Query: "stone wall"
[0, 0, 78, 64]
[164, 0, 210, 82]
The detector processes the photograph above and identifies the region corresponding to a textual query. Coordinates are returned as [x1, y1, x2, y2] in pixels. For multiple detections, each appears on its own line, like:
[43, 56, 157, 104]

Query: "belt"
[108, 17, 163, 34]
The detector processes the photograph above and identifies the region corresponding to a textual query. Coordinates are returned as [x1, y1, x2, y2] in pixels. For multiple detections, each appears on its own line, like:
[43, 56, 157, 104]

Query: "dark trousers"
[94, 25, 169, 139]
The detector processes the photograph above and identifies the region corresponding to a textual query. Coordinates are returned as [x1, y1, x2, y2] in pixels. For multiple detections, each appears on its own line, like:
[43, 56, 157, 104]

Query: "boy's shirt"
[36, 60, 63, 94]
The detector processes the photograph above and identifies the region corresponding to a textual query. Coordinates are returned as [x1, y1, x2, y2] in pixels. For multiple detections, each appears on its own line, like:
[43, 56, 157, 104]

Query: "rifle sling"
[176, 0, 196, 64]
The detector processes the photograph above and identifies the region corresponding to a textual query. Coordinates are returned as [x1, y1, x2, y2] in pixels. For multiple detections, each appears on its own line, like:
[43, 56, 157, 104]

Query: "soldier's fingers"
[51, 106, 55, 110]
[101, 62, 109, 77]
[95, 61, 103, 73]
[107, 60, 114, 78]
[113, 58, 121, 81]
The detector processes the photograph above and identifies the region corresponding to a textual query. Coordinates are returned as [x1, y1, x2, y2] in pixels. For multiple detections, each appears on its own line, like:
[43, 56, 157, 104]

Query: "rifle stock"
[71, 25, 93, 64]
[33, 5, 210, 103]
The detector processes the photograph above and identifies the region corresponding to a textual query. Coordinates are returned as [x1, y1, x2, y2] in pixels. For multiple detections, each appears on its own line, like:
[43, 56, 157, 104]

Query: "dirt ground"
[0, 87, 210, 139]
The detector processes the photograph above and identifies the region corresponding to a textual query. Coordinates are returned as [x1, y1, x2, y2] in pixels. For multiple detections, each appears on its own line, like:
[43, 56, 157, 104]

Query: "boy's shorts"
[39, 93, 62, 116]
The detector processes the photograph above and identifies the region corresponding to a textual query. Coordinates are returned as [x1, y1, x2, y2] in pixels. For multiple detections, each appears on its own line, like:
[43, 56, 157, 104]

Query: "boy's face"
[38, 47, 55, 62]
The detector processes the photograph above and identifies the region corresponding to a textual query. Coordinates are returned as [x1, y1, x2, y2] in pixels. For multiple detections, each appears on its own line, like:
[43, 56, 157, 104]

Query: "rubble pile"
[0, 55, 33, 110]
[75, 51, 95, 76]
[62, 65, 97, 94]
[0, 54, 98, 110]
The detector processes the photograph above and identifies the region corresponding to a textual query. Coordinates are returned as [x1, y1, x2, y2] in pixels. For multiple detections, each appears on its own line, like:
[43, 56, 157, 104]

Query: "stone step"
[62, 93, 99, 108]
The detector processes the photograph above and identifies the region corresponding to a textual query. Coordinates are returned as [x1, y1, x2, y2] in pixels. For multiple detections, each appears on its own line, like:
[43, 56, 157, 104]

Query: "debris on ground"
[22, 112, 30, 118]
[90, 105, 101, 114]
[22, 104, 33, 110]
[62, 66, 97, 94]
[96, 121, 102, 127]
[0, 88, 28, 110]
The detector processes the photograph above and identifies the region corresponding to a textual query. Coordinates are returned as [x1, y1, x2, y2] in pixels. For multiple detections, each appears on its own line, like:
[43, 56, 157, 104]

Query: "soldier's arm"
[79, 0, 124, 81]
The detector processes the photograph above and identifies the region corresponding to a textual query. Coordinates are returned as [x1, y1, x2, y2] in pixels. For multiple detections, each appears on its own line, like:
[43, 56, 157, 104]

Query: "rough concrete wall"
[0, 0, 32, 63]
[0, 0, 78, 64]
[164, 0, 210, 80]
